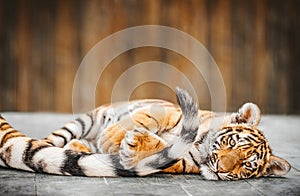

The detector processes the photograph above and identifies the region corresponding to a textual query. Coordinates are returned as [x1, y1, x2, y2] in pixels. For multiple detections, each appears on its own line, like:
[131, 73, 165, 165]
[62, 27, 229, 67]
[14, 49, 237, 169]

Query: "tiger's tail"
[0, 115, 119, 176]
[0, 87, 199, 177]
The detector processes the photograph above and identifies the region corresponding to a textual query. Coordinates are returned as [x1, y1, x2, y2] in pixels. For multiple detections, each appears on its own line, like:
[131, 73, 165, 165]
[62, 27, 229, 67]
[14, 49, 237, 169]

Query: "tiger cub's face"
[202, 103, 291, 180]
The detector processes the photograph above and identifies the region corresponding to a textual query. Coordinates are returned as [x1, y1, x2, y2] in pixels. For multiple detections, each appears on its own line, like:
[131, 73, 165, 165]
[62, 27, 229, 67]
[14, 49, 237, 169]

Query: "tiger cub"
[0, 88, 290, 180]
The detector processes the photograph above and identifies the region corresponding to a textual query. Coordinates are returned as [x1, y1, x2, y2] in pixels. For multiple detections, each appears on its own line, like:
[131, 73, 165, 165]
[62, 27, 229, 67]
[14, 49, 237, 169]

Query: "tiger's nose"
[217, 150, 240, 173]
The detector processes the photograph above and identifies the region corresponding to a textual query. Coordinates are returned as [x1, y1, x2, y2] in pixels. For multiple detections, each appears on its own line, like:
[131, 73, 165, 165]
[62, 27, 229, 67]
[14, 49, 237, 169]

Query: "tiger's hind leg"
[119, 127, 168, 169]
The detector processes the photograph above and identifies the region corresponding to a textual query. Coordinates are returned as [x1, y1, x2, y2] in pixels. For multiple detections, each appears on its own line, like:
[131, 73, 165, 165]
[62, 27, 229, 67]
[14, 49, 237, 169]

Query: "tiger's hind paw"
[64, 139, 91, 153]
[119, 127, 167, 169]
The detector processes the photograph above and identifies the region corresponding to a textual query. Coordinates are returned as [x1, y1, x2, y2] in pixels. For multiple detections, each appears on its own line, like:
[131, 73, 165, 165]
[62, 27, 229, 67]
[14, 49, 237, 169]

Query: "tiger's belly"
[95, 100, 182, 154]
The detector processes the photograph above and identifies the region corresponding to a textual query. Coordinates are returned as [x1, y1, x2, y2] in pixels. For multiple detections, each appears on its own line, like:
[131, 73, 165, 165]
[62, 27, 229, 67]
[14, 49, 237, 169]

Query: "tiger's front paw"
[98, 125, 126, 154]
[119, 128, 146, 169]
[119, 127, 167, 169]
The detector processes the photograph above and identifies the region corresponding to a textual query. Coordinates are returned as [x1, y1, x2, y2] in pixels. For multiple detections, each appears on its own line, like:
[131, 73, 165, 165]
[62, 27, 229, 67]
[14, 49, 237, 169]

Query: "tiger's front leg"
[97, 122, 128, 154]
[98, 107, 181, 155]
[98, 120, 168, 165]
[119, 127, 167, 169]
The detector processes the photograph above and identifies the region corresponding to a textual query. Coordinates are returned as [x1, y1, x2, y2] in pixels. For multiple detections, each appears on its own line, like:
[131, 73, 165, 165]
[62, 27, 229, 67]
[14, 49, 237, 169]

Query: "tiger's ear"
[264, 155, 291, 176]
[230, 103, 261, 126]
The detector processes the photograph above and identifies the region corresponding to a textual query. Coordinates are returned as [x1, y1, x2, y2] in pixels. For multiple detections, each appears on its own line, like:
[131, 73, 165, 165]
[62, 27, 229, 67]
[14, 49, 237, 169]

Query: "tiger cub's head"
[201, 103, 291, 180]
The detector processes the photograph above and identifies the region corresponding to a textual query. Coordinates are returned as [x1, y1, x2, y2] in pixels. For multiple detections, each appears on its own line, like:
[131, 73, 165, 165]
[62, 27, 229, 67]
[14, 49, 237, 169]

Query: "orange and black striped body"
[0, 88, 291, 180]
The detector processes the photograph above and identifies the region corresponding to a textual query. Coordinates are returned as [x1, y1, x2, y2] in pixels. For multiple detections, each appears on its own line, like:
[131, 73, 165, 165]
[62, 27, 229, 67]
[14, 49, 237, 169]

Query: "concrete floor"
[1, 113, 300, 196]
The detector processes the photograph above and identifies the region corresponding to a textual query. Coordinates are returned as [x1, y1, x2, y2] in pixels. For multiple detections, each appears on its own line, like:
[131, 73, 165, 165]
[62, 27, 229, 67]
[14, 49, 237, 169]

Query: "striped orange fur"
[0, 88, 291, 180]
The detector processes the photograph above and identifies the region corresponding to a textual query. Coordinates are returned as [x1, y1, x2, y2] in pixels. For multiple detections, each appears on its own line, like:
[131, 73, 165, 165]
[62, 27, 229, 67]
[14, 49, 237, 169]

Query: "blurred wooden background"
[0, 0, 299, 114]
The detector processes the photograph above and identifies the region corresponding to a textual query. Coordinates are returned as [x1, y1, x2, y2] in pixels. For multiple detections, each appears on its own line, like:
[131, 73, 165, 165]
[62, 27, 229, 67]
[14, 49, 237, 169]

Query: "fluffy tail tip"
[175, 87, 199, 143]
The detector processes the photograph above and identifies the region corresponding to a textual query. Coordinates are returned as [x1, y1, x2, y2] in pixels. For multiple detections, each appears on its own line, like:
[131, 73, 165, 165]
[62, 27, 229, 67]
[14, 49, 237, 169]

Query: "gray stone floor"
[1, 113, 300, 196]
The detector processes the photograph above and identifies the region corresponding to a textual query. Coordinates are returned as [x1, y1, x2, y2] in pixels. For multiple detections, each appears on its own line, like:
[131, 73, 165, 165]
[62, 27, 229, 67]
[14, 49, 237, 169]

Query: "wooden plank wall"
[0, 0, 299, 114]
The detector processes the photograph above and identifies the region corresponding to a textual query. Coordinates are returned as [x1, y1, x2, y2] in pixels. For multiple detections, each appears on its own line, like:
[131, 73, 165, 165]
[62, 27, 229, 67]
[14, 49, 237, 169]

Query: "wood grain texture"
[0, 0, 299, 113]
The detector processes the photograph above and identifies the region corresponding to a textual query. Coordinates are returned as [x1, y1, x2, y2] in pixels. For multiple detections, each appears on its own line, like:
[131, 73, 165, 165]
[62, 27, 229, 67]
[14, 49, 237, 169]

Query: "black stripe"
[259, 142, 266, 159]
[23, 139, 51, 173]
[197, 131, 209, 144]
[239, 144, 252, 149]
[247, 135, 260, 143]
[157, 159, 180, 170]
[101, 114, 106, 125]
[173, 114, 182, 128]
[0, 145, 12, 168]
[135, 120, 150, 131]
[76, 117, 85, 135]
[214, 140, 221, 149]
[216, 173, 222, 180]
[257, 165, 263, 174]
[182, 159, 186, 173]
[0, 155, 9, 167]
[181, 125, 197, 143]
[154, 141, 162, 148]
[144, 113, 159, 127]
[116, 110, 130, 121]
[217, 128, 233, 137]
[257, 131, 265, 138]
[145, 146, 179, 170]
[0, 130, 19, 147]
[189, 152, 200, 168]
[61, 127, 75, 140]
[81, 113, 94, 138]
[163, 114, 182, 134]
[243, 137, 251, 142]
[60, 150, 87, 176]
[52, 132, 67, 146]
[110, 155, 137, 177]
[0, 122, 9, 129]
[243, 127, 257, 133]
[45, 140, 55, 146]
